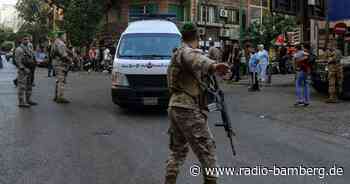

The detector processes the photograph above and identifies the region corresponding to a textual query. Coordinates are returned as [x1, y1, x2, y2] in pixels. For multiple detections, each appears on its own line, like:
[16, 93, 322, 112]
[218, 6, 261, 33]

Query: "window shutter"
[178, 5, 184, 21]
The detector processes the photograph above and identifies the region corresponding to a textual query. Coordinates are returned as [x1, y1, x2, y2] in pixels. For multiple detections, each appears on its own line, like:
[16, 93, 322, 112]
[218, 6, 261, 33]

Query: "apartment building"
[102, 0, 190, 46]
[102, 0, 255, 46]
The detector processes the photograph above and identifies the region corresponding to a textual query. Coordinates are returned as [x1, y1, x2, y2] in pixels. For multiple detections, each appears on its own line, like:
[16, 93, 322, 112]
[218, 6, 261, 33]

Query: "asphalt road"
[0, 62, 349, 184]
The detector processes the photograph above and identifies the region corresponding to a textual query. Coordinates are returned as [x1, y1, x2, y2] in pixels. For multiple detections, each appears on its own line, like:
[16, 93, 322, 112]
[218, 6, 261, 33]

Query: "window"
[168, 4, 184, 21]
[129, 4, 159, 15]
[250, 0, 268, 7]
[227, 9, 239, 24]
[118, 34, 181, 60]
[146, 4, 159, 14]
[200, 5, 216, 23]
[272, 0, 298, 15]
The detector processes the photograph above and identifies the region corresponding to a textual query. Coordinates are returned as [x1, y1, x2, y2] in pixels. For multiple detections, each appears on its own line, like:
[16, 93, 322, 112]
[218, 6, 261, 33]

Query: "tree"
[246, 14, 297, 49]
[63, 0, 104, 47]
[45, 0, 71, 9]
[16, 0, 51, 45]
[0, 27, 16, 45]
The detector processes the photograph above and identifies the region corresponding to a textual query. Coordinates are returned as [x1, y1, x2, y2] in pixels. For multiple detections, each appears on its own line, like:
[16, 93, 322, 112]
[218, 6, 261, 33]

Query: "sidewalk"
[226, 74, 295, 87]
[222, 74, 350, 140]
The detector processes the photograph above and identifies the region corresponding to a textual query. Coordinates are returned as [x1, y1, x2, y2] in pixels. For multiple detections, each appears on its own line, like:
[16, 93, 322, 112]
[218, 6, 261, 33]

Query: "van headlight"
[112, 72, 129, 87]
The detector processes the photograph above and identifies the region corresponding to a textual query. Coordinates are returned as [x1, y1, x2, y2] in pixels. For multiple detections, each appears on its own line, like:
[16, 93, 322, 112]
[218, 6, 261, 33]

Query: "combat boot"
[164, 176, 177, 184]
[26, 95, 38, 106]
[204, 179, 217, 184]
[55, 97, 71, 104]
[18, 94, 30, 108]
[325, 98, 338, 103]
[28, 101, 38, 106]
[13, 79, 17, 87]
[18, 101, 31, 108]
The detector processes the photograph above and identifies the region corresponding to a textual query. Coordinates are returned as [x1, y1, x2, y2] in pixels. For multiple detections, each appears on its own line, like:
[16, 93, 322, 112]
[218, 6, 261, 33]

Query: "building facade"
[101, 0, 253, 47]
[102, 0, 190, 46]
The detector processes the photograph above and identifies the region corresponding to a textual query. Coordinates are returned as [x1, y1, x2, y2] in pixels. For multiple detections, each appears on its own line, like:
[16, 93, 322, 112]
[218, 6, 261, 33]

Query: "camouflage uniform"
[327, 49, 343, 102]
[166, 43, 218, 184]
[27, 42, 36, 85]
[51, 38, 69, 102]
[15, 44, 35, 106]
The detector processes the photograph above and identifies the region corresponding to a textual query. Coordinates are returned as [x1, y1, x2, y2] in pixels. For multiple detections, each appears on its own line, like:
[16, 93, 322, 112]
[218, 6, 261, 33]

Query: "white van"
[111, 19, 181, 108]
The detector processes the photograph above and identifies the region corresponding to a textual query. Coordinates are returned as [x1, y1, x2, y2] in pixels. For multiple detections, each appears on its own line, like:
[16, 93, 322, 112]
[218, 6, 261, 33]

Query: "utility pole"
[239, 0, 244, 46]
[324, 0, 330, 49]
[202, 0, 209, 51]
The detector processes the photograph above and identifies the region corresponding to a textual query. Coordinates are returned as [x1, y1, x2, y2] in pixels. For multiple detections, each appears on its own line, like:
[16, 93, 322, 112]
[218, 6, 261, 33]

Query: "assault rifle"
[207, 75, 237, 156]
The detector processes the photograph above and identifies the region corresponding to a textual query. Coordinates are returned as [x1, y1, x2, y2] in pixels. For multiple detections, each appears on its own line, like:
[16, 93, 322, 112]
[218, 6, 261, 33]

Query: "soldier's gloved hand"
[214, 63, 230, 76]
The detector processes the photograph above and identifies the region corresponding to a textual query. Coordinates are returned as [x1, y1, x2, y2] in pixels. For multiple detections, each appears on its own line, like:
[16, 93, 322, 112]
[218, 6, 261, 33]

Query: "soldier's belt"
[328, 61, 340, 65]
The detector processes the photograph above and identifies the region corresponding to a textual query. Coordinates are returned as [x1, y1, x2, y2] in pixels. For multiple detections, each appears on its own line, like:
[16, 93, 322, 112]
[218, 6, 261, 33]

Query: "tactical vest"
[168, 48, 210, 109]
[17, 46, 35, 69]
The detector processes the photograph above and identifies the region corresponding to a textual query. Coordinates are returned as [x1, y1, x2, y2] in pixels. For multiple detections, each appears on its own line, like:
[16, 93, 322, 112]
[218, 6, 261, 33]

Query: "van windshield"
[118, 33, 181, 60]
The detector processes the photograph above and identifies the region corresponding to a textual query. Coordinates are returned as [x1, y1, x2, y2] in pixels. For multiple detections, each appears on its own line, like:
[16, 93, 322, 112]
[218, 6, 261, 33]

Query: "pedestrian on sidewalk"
[293, 45, 311, 107]
[89, 46, 98, 72]
[257, 44, 269, 82]
[102, 46, 112, 72]
[229, 42, 242, 82]
[15, 34, 38, 108]
[0, 51, 4, 69]
[47, 43, 56, 77]
[278, 47, 289, 74]
[248, 46, 260, 91]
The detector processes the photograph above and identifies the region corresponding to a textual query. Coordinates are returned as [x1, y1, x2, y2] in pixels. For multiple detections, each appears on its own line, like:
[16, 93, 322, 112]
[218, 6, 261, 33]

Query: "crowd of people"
[207, 41, 271, 91]
[1, 31, 116, 108]
[1, 31, 345, 109]
[206, 39, 344, 106]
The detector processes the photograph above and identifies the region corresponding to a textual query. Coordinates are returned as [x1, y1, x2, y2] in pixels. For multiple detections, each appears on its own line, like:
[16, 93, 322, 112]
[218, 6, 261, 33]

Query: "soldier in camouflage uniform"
[326, 43, 343, 103]
[51, 31, 71, 103]
[165, 23, 229, 184]
[15, 34, 38, 108]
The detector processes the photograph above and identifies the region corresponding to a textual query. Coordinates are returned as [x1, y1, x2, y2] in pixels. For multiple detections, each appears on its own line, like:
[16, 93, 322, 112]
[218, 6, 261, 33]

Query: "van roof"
[123, 20, 181, 35]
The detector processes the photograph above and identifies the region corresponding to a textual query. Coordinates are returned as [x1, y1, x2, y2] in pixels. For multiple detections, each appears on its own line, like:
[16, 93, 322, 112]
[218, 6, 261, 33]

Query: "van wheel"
[117, 103, 128, 109]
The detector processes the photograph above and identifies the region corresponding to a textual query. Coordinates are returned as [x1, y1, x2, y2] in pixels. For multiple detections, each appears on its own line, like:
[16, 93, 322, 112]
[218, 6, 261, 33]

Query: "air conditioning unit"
[220, 29, 230, 37]
[219, 9, 228, 17]
[198, 27, 206, 36]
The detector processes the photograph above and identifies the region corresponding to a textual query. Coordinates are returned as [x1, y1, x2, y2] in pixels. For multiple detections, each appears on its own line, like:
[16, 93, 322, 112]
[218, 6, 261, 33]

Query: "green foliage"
[1, 41, 15, 52]
[0, 28, 16, 46]
[16, 0, 51, 45]
[50, 0, 71, 9]
[246, 14, 297, 49]
[16, 0, 50, 24]
[16, 0, 105, 47]
[63, 0, 105, 47]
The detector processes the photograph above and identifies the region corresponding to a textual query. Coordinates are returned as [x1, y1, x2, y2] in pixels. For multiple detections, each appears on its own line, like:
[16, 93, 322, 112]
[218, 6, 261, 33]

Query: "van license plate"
[143, 97, 158, 105]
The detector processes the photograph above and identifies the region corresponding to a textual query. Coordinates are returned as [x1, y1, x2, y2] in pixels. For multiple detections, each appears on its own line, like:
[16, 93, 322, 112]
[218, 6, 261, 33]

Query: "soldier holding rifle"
[165, 23, 230, 184]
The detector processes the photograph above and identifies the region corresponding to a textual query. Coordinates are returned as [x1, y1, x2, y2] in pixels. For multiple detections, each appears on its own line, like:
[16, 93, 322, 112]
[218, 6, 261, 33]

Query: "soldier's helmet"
[55, 30, 66, 38]
[181, 23, 199, 42]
